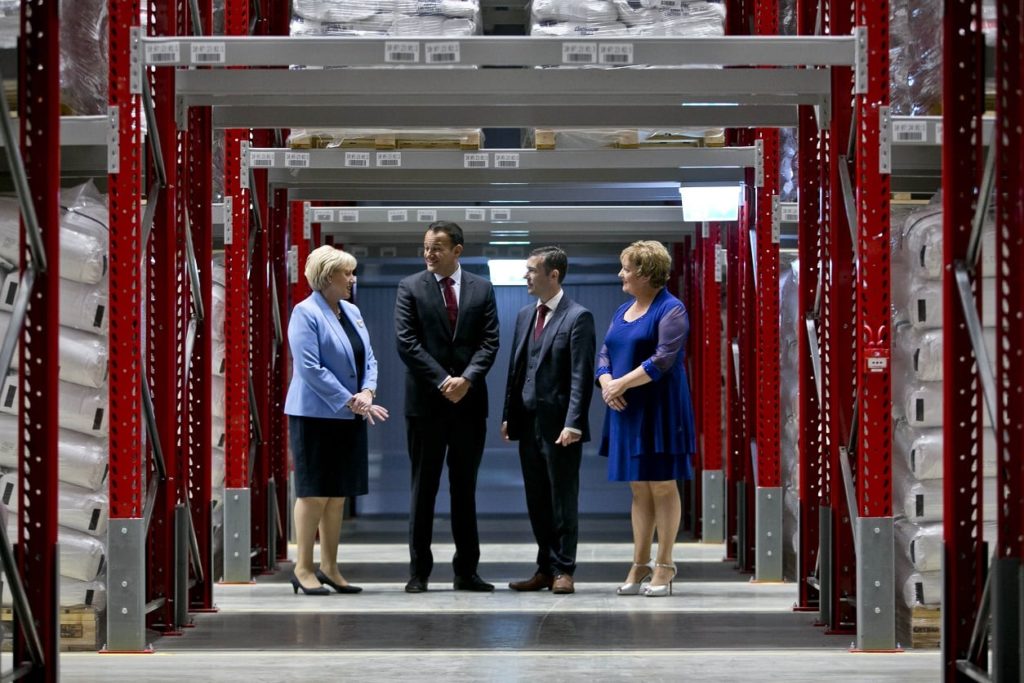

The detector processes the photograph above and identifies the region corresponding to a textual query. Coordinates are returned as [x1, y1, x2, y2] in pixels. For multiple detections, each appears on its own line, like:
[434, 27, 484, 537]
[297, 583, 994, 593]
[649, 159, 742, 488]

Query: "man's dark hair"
[530, 245, 568, 283]
[427, 220, 465, 247]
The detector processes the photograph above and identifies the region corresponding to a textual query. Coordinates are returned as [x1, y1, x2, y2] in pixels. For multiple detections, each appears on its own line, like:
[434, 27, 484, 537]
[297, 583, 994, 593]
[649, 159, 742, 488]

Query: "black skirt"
[289, 415, 368, 498]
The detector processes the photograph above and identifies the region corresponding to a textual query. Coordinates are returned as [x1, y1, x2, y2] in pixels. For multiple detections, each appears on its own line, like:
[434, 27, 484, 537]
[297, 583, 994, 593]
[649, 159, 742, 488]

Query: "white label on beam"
[337, 210, 359, 223]
[562, 42, 597, 64]
[417, 210, 437, 222]
[425, 41, 460, 64]
[780, 203, 799, 223]
[249, 150, 275, 168]
[494, 152, 520, 169]
[599, 43, 634, 65]
[191, 42, 226, 64]
[388, 210, 409, 223]
[223, 197, 234, 245]
[892, 119, 928, 143]
[490, 209, 511, 221]
[288, 246, 299, 284]
[465, 209, 487, 221]
[145, 41, 181, 64]
[285, 152, 310, 168]
[464, 153, 489, 169]
[313, 209, 335, 223]
[376, 152, 402, 168]
[385, 41, 420, 63]
[935, 121, 943, 142]
[345, 152, 370, 168]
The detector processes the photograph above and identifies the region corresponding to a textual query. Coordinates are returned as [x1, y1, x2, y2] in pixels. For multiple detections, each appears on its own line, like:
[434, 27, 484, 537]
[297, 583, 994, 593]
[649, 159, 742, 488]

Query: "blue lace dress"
[596, 288, 697, 482]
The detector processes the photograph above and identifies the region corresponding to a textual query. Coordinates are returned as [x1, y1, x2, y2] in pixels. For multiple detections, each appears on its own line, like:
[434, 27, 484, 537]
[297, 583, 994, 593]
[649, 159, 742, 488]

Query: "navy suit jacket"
[395, 268, 500, 419]
[502, 294, 595, 442]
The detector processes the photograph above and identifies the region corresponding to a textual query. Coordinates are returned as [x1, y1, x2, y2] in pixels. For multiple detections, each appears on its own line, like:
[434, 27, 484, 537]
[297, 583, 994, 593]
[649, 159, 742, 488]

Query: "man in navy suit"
[395, 221, 500, 593]
[502, 246, 595, 594]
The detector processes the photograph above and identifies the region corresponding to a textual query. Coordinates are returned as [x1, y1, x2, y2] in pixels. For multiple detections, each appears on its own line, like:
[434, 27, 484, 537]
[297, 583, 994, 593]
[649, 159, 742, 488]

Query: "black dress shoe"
[405, 576, 428, 593]
[453, 574, 495, 592]
[315, 569, 363, 594]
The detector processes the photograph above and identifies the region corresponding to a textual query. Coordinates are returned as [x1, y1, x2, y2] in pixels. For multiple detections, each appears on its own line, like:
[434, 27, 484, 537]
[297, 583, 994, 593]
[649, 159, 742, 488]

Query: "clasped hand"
[440, 376, 471, 403]
[601, 377, 628, 412]
[348, 390, 389, 425]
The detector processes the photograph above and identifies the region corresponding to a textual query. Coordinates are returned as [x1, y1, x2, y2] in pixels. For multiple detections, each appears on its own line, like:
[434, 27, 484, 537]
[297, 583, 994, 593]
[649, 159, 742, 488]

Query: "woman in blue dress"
[597, 240, 697, 597]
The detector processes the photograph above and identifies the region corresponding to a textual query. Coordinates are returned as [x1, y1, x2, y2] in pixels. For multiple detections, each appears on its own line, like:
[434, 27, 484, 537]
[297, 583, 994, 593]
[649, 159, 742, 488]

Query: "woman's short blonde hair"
[621, 240, 672, 289]
[304, 245, 357, 292]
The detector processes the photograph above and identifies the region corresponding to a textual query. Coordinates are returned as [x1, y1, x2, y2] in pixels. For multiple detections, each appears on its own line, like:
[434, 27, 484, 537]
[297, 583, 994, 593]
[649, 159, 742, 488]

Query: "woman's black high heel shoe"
[316, 569, 363, 594]
[291, 572, 330, 596]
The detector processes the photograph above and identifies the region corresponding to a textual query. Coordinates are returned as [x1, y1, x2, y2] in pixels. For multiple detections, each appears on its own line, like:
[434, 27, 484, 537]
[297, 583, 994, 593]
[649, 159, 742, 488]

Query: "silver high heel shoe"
[616, 560, 654, 595]
[642, 563, 678, 597]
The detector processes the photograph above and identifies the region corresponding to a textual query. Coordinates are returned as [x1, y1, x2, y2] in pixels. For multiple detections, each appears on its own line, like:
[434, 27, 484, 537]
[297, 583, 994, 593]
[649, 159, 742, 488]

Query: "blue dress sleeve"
[641, 304, 689, 382]
[596, 318, 615, 379]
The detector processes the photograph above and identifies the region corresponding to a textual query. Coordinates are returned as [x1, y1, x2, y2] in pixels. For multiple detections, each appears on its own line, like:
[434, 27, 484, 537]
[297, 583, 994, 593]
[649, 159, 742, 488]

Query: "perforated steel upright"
[222, 0, 252, 583]
[941, 0, 988, 676]
[15, 1, 60, 678]
[991, 1, 1024, 678]
[701, 223, 725, 542]
[106, 0, 147, 653]
[753, 0, 783, 582]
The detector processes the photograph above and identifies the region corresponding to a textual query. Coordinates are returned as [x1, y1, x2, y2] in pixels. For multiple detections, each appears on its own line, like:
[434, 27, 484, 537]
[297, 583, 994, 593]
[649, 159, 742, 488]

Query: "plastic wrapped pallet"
[0, 274, 108, 336]
[898, 477, 997, 523]
[896, 519, 996, 574]
[0, 198, 106, 286]
[0, 314, 108, 389]
[904, 277, 996, 330]
[894, 421, 996, 480]
[212, 416, 227, 450]
[896, 380, 992, 429]
[0, 415, 107, 490]
[212, 283, 226, 342]
[0, 375, 107, 437]
[2, 576, 107, 609]
[0, 473, 109, 536]
[893, 323, 995, 383]
[531, 0, 725, 38]
[290, 0, 481, 38]
[288, 128, 482, 150]
[5, 521, 105, 582]
[902, 570, 941, 607]
[213, 337, 227, 376]
[59, 0, 108, 115]
[779, 128, 798, 202]
[898, 206, 995, 281]
[61, 182, 110, 248]
[211, 375, 226, 419]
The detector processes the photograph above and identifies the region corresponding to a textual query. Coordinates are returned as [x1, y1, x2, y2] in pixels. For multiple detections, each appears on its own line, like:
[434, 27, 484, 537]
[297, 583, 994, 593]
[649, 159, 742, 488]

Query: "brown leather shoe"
[552, 573, 575, 594]
[508, 572, 553, 591]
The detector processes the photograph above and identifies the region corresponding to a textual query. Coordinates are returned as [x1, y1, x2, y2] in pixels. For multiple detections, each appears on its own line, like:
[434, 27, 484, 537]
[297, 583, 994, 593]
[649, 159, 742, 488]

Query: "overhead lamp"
[487, 258, 528, 285]
[678, 184, 742, 222]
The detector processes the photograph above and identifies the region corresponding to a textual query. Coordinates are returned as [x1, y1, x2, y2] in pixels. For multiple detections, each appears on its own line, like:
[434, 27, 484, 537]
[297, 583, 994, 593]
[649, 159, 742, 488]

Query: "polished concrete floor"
[59, 517, 940, 682]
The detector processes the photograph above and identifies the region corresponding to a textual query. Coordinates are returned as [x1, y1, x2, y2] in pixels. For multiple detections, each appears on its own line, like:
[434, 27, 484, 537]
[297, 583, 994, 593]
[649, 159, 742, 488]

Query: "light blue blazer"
[284, 292, 378, 419]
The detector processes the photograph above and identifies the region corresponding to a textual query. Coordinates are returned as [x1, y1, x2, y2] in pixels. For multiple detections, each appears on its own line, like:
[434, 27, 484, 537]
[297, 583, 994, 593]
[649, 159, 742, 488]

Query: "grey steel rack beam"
[890, 115, 996, 192]
[141, 35, 857, 68]
[0, 116, 109, 177]
[286, 183, 689, 203]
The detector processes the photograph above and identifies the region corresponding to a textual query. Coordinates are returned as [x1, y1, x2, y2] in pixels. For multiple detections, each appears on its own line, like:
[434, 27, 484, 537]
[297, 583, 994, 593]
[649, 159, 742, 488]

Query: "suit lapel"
[314, 293, 355, 373]
[512, 305, 532, 367]
[452, 270, 471, 338]
[537, 296, 570, 362]
[422, 271, 451, 336]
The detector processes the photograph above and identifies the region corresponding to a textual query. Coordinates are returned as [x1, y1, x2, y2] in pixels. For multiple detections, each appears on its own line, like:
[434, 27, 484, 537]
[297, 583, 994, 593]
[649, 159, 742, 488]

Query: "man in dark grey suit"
[395, 221, 500, 593]
[502, 246, 595, 594]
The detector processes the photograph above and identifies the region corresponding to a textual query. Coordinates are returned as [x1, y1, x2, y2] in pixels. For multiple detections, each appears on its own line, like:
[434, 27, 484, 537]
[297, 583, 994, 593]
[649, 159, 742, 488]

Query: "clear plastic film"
[0, 313, 108, 389]
[0, 375, 108, 437]
[530, 1, 725, 39]
[59, 0, 109, 115]
[0, 197, 106, 286]
[0, 472, 109, 536]
[291, 0, 481, 37]
[894, 420, 996, 481]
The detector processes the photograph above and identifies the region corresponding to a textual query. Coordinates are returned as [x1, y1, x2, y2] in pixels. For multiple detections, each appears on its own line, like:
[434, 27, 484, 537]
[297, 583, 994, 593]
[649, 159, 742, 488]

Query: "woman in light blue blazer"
[285, 245, 388, 595]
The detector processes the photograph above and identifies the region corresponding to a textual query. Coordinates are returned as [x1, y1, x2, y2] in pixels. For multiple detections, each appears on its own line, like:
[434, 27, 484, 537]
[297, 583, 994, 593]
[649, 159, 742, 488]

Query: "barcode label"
[285, 152, 310, 168]
[249, 151, 276, 168]
[288, 246, 299, 284]
[385, 41, 420, 63]
[313, 209, 335, 223]
[780, 203, 799, 222]
[417, 210, 437, 222]
[191, 42, 226, 64]
[345, 152, 370, 168]
[338, 210, 359, 222]
[562, 42, 597, 64]
[599, 44, 634, 65]
[893, 120, 928, 143]
[223, 197, 234, 245]
[658, 0, 683, 8]
[145, 42, 181, 64]
[388, 210, 409, 223]
[377, 152, 402, 168]
[425, 41, 460, 64]
[490, 209, 511, 221]
[464, 153, 489, 169]
[465, 209, 487, 221]
[935, 122, 943, 142]
[494, 152, 520, 169]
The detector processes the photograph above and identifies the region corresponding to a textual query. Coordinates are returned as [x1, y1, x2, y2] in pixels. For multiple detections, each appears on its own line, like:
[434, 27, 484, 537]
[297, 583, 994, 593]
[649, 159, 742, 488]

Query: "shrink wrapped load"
[903, 278, 995, 330]
[898, 206, 995, 281]
[893, 324, 995, 383]
[212, 283, 226, 341]
[0, 274, 108, 335]
[5, 522, 106, 582]
[59, 0, 108, 115]
[0, 415, 108, 490]
[902, 570, 941, 607]
[289, 128, 482, 150]
[0, 314, 109, 389]
[290, 0, 481, 38]
[0, 198, 107, 286]
[0, 473, 109, 536]
[779, 128, 798, 202]
[898, 477, 997, 524]
[0, 376, 107, 437]
[894, 421, 996, 481]
[213, 337, 227, 376]
[212, 416, 227, 450]
[2, 577, 107, 609]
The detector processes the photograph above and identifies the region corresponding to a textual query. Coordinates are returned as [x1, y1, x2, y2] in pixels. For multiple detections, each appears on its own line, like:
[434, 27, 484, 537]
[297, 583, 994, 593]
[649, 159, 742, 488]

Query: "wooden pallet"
[535, 128, 725, 150]
[290, 130, 481, 150]
[2, 606, 103, 652]
[911, 605, 940, 649]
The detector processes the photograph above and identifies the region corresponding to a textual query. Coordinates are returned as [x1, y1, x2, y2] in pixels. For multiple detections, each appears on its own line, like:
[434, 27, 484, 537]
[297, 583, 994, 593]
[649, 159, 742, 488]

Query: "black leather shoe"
[405, 576, 428, 593]
[315, 569, 363, 594]
[453, 574, 495, 592]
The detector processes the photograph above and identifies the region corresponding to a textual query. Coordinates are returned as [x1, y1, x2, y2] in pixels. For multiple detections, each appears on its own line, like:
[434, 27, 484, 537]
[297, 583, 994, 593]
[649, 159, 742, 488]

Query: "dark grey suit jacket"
[395, 268, 500, 419]
[502, 295, 596, 442]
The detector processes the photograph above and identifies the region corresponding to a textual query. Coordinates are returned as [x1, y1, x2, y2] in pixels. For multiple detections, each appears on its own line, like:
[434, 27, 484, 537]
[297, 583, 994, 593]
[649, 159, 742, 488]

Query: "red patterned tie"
[441, 276, 458, 333]
[533, 304, 549, 341]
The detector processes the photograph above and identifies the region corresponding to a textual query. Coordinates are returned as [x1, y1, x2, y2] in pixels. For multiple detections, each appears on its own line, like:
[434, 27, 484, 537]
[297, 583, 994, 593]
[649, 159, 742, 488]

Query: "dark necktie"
[441, 276, 458, 333]
[533, 304, 549, 341]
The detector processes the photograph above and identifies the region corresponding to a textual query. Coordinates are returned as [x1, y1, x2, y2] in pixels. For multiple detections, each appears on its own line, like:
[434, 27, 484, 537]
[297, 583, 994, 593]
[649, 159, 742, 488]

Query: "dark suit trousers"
[518, 412, 582, 577]
[406, 414, 486, 579]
